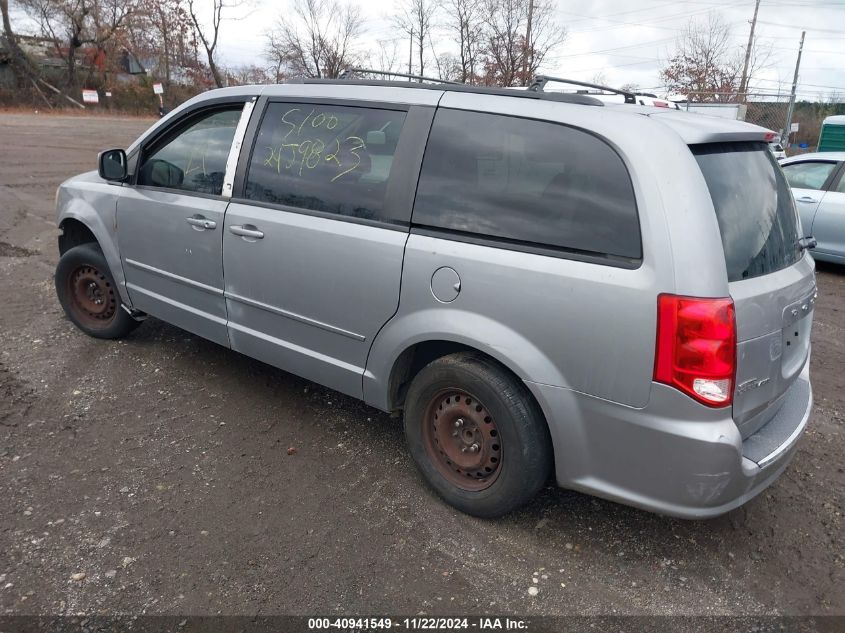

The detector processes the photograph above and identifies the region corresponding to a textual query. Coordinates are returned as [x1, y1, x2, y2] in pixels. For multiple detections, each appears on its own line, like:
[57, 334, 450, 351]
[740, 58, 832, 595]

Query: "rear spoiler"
[645, 110, 778, 145]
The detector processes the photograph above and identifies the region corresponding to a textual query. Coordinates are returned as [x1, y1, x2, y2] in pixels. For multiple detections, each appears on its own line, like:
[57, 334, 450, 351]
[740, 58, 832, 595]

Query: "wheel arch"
[58, 217, 97, 255]
[364, 309, 565, 413]
[380, 336, 545, 410]
[57, 203, 131, 306]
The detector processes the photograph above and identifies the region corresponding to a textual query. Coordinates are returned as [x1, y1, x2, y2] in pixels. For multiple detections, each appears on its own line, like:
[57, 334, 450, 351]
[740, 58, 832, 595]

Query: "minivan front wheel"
[55, 243, 140, 339]
[404, 352, 552, 517]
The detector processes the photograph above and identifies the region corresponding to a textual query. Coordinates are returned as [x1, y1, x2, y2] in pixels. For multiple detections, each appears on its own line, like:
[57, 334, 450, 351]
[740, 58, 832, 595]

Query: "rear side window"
[781, 161, 838, 190]
[138, 107, 241, 195]
[692, 142, 802, 282]
[413, 109, 641, 261]
[245, 102, 406, 222]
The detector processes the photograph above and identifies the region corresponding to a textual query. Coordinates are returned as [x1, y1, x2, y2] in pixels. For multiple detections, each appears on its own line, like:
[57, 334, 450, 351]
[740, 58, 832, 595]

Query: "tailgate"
[692, 141, 814, 437]
[731, 260, 815, 437]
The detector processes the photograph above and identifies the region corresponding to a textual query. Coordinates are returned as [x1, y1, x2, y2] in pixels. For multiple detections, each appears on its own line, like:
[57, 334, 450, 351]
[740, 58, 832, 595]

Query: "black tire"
[404, 352, 552, 518]
[55, 242, 140, 339]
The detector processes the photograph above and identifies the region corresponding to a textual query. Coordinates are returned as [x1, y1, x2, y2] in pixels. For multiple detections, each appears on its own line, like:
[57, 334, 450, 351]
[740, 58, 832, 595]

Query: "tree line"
[0, 0, 568, 101]
[1, 0, 819, 109]
[266, 0, 566, 87]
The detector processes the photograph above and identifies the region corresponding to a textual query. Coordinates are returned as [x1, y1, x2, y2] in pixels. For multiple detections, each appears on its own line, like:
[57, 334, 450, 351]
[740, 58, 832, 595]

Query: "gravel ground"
[0, 112, 842, 617]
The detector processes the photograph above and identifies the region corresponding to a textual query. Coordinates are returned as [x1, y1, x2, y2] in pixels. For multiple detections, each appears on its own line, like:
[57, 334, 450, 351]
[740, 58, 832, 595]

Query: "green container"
[818, 115, 845, 152]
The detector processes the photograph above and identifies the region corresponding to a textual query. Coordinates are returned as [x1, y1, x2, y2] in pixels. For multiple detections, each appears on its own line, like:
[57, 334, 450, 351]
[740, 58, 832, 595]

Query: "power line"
[562, 7, 717, 34]
[557, 36, 677, 58]
[565, 59, 659, 73]
[563, 0, 721, 24]
[757, 19, 845, 33]
[756, 78, 845, 91]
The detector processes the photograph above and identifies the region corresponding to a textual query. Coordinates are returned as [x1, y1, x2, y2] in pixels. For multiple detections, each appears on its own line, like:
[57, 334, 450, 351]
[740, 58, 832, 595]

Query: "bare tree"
[265, 0, 363, 79]
[659, 13, 773, 102]
[188, 0, 244, 88]
[132, 0, 196, 89]
[427, 33, 461, 81]
[743, 38, 774, 94]
[590, 70, 608, 87]
[225, 62, 272, 85]
[443, 0, 483, 83]
[480, 0, 565, 87]
[89, 0, 138, 83]
[369, 37, 402, 75]
[19, 0, 138, 88]
[1, 0, 42, 85]
[392, 0, 438, 79]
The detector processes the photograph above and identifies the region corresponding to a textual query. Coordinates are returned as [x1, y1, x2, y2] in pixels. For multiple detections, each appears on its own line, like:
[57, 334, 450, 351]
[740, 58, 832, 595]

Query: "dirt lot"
[0, 112, 842, 618]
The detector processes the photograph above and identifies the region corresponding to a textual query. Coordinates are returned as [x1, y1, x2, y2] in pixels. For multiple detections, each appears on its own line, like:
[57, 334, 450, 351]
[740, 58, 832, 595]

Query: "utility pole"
[522, 0, 534, 86]
[408, 26, 413, 80]
[783, 30, 805, 147]
[739, 0, 761, 100]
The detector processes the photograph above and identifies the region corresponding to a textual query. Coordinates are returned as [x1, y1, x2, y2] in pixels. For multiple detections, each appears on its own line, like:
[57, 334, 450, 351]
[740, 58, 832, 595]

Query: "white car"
[780, 152, 845, 263]
[769, 142, 787, 161]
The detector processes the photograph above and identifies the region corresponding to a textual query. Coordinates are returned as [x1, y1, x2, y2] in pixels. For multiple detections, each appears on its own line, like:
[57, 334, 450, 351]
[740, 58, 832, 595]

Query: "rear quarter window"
[692, 142, 802, 282]
[412, 109, 641, 262]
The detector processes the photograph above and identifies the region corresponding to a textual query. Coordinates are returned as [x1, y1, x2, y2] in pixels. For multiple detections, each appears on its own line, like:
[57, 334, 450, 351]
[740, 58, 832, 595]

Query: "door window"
[781, 161, 838, 190]
[412, 108, 641, 260]
[835, 168, 845, 193]
[244, 102, 407, 223]
[138, 107, 242, 196]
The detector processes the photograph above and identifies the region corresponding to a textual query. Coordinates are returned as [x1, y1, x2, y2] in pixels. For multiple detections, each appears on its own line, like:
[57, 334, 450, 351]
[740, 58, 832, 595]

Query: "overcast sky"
[210, 0, 845, 99]
[9, 0, 844, 98]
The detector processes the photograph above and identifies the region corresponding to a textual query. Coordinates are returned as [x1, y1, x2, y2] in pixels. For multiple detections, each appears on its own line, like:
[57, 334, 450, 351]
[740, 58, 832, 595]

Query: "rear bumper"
[526, 361, 812, 519]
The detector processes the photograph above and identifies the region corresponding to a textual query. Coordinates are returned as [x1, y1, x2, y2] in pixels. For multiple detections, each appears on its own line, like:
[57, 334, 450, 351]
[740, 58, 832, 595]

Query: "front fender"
[57, 179, 131, 306]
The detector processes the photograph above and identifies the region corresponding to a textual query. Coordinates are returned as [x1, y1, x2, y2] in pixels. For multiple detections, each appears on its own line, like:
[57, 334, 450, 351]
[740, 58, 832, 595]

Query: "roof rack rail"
[340, 68, 463, 85]
[291, 76, 604, 107]
[529, 75, 636, 104]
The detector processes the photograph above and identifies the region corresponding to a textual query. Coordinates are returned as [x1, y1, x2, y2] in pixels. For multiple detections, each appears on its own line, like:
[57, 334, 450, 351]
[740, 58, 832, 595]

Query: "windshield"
[692, 141, 802, 282]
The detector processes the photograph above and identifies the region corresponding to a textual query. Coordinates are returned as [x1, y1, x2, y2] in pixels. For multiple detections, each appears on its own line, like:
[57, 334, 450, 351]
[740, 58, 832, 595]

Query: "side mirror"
[98, 149, 128, 182]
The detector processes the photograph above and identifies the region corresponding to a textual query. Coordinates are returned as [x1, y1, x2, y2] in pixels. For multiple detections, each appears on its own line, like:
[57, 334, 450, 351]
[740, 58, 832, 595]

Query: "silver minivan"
[54, 79, 815, 518]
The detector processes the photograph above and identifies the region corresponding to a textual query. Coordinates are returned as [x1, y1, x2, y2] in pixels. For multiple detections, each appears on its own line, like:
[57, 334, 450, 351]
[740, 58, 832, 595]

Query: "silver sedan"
[781, 152, 845, 264]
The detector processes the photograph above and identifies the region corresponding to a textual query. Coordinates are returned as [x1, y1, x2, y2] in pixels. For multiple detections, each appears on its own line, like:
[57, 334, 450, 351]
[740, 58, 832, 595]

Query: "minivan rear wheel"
[404, 352, 552, 517]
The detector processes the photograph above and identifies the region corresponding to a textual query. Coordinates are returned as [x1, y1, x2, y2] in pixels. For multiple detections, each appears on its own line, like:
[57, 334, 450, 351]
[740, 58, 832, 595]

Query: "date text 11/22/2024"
[307, 617, 530, 630]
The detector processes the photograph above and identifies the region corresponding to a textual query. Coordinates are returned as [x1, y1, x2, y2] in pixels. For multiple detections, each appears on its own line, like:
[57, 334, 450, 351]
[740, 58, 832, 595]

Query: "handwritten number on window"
[331, 136, 365, 182]
[263, 108, 366, 181]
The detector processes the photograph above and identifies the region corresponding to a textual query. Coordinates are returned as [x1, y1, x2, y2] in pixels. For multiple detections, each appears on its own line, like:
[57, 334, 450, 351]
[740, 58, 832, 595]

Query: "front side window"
[781, 161, 838, 190]
[245, 102, 407, 223]
[138, 107, 242, 195]
[412, 109, 641, 260]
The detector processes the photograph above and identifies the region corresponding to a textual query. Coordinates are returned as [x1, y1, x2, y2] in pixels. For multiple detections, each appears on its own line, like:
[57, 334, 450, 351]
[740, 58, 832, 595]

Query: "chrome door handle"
[186, 215, 217, 230]
[797, 196, 818, 203]
[229, 224, 264, 240]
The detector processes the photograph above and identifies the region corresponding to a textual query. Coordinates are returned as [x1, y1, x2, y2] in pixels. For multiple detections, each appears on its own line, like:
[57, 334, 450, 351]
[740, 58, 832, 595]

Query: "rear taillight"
[654, 294, 736, 407]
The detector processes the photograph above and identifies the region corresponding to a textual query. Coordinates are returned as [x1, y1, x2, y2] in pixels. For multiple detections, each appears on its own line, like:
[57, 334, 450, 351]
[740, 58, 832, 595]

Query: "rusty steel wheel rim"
[422, 388, 502, 491]
[66, 264, 117, 328]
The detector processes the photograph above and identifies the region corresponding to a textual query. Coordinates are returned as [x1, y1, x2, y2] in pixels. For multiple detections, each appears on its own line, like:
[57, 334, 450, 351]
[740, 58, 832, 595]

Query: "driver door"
[117, 103, 247, 346]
